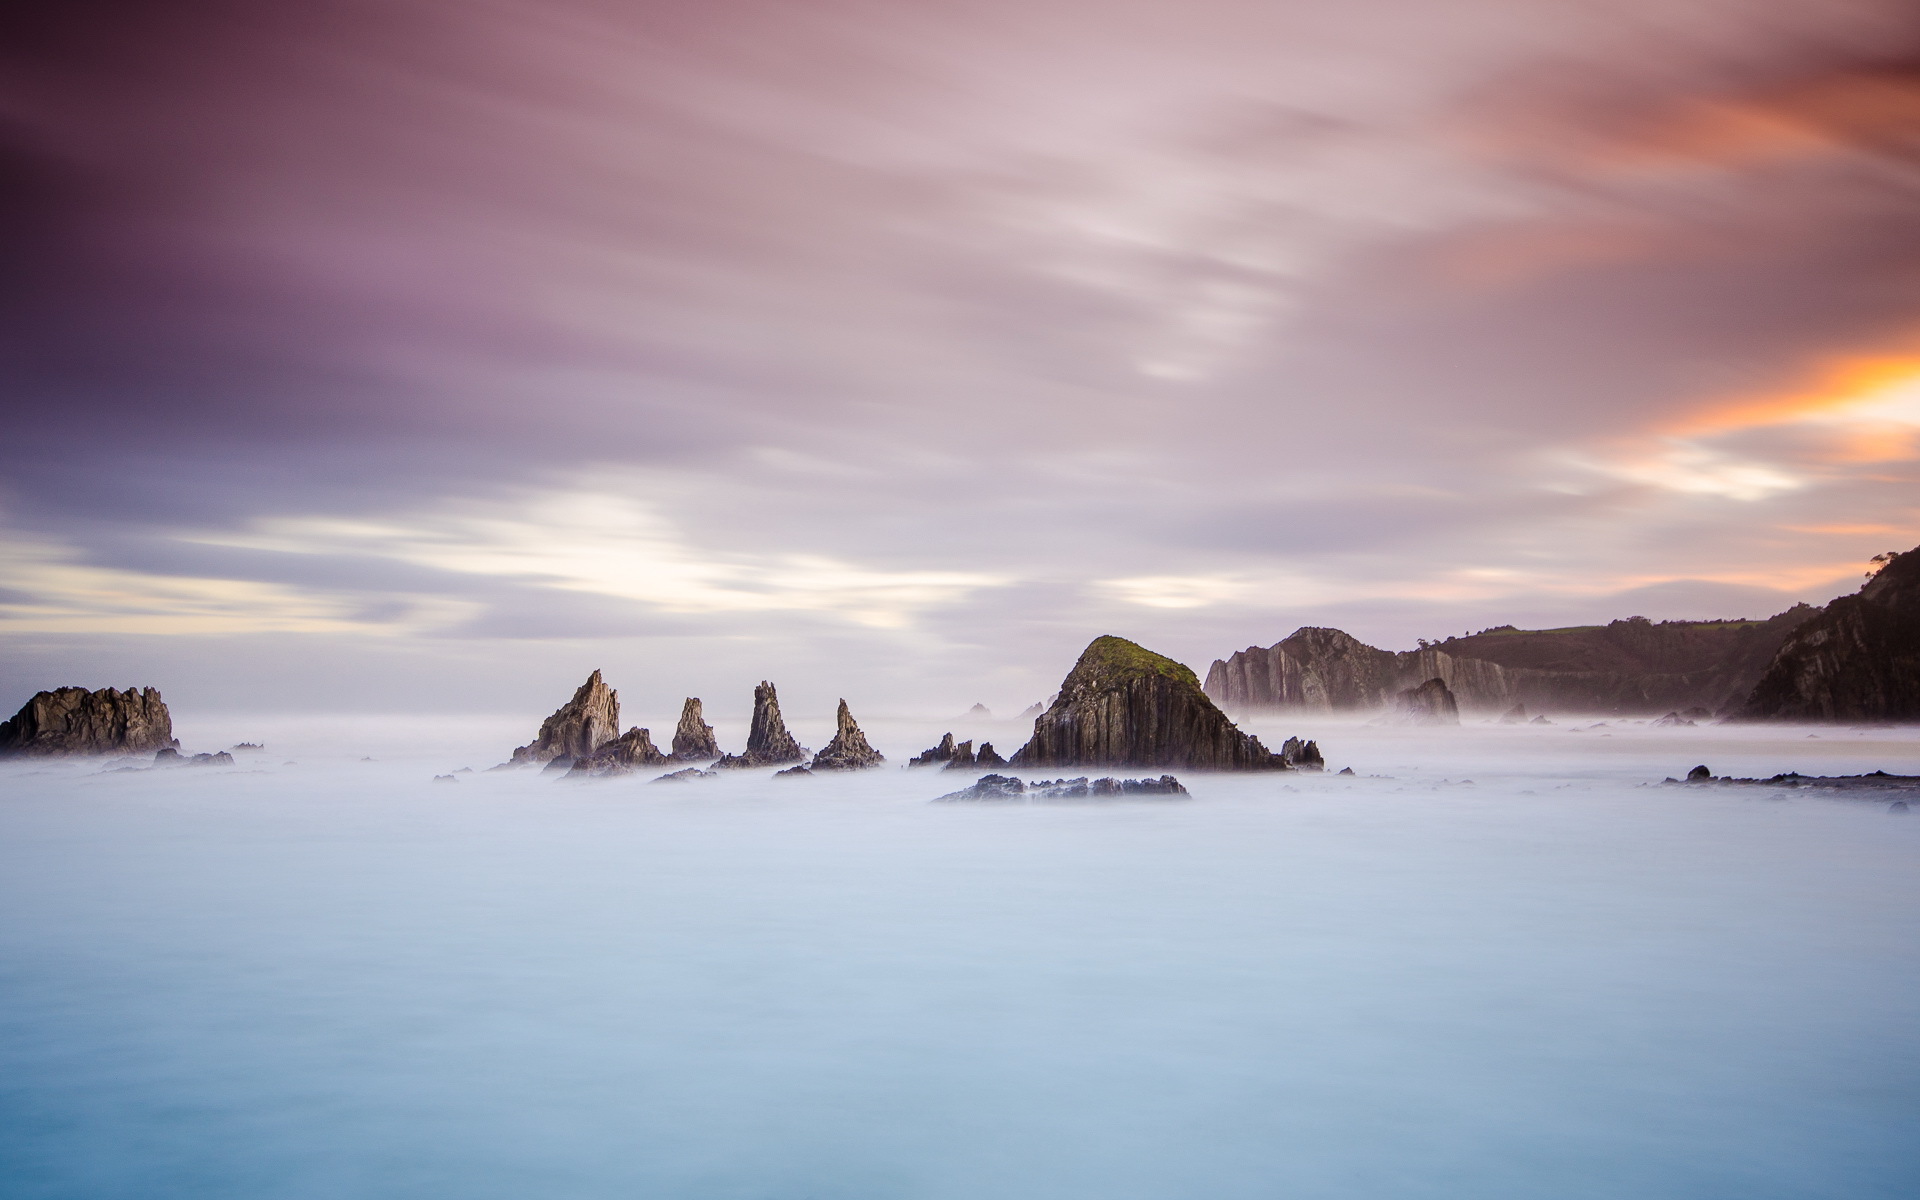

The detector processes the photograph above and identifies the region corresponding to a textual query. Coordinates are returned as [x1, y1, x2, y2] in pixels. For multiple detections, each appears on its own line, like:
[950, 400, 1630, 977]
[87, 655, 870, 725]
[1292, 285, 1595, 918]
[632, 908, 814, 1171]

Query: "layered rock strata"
[1207, 609, 1817, 718]
[0, 686, 178, 757]
[713, 681, 807, 768]
[1010, 636, 1298, 771]
[809, 700, 885, 770]
[1737, 545, 1920, 721]
[568, 727, 672, 777]
[671, 698, 721, 761]
[510, 671, 619, 766]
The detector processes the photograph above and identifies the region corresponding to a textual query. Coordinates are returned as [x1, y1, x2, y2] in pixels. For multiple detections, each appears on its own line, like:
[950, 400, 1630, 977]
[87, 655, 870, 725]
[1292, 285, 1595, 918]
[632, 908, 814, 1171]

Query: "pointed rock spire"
[671, 697, 720, 761]
[714, 681, 807, 768]
[509, 670, 620, 766]
[811, 700, 885, 770]
[909, 732, 957, 767]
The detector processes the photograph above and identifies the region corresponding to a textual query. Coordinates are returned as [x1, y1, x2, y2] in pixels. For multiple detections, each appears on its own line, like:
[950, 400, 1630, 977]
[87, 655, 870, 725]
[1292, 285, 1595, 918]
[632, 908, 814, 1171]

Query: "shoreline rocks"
[937, 772, 1189, 802]
[0, 686, 179, 758]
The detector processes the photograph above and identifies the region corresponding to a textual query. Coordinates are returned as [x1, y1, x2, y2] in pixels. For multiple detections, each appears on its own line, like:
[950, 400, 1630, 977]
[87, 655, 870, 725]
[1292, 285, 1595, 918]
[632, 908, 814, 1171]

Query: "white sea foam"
[2, 720, 1917, 1199]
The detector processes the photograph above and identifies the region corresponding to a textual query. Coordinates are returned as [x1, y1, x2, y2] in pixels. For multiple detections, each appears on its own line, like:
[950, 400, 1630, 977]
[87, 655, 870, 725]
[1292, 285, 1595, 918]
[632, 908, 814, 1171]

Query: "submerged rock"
[938, 772, 1189, 802]
[775, 764, 813, 778]
[1652, 711, 1695, 727]
[0, 686, 179, 758]
[510, 671, 620, 766]
[1390, 678, 1460, 726]
[568, 726, 672, 777]
[1010, 636, 1296, 771]
[810, 699, 885, 770]
[713, 681, 807, 769]
[1738, 544, 1920, 721]
[651, 767, 716, 783]
[909, 733, 958, 767]
[671, 698, 721, 761]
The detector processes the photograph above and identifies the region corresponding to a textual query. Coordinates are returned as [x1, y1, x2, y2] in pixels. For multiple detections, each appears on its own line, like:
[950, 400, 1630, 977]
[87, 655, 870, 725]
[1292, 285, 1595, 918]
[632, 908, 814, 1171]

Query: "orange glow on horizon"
[1662, 355, 1920, 444]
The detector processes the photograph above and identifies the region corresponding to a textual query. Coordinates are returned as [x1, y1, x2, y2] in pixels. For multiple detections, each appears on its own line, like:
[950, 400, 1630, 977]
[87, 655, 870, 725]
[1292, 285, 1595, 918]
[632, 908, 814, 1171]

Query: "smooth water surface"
[3, 719, 1918, 1199]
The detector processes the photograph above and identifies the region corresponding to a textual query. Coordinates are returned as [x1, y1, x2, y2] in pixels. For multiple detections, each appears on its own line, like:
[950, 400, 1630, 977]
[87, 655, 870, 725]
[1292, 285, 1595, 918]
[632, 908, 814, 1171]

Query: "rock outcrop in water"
[1207, 608, 1817, 718]
[809, 700, 884, 770]
[941, 740, 978, 771]
[1278, 736, 1324, 768]
[937, 772, 1190, 802]
[1010, 636, 1298, 770]
[1737, 545, 1920, 722]
[0, 686, 178, 757]
[1389, 678, 1459, 726]
[713, 681, 807, 769]
[671, 698, 721, 761]
[910, 733, 958, 767]
[510, 671, 619, 767]
[975, 742, 1006, 768]
[567, 727, 672, 777]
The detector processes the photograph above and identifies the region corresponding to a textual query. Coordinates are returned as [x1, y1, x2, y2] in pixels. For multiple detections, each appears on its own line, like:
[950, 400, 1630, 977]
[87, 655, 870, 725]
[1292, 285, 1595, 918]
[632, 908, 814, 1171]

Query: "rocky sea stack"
[1738, 545, 1920, 721]
[1010, 636, 1301, 771]
[809, 700, 884, 770]
[1389, 678, 1460, 726]
[0, 687, 178, 757]
[509, 670, 620, 767]
[671, 698, 721, 761]
[714, 681, 807, 769]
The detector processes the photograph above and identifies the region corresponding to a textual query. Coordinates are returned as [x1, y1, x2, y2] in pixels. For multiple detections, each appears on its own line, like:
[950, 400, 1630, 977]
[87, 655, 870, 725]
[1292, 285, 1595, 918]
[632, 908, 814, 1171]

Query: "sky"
[2, 0, 1918, 721]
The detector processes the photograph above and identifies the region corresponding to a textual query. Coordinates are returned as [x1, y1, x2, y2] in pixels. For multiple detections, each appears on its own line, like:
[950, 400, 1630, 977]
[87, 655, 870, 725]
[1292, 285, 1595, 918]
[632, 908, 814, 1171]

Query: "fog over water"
[4, 722, 1919, 1199]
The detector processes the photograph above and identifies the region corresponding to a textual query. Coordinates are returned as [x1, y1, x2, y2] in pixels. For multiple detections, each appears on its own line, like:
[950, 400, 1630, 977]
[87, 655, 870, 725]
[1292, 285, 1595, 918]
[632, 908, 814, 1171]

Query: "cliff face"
[810, 700, 884, 770]
[510, 670, 619, 766]
[1206, 608, 1816, 717]
[714, 681, 807, 768]
[1738, 547, 1920, 721]
[671, 698, 720, 761]
[0, 686, 178, 757]
[1011, 636, 1294, 771]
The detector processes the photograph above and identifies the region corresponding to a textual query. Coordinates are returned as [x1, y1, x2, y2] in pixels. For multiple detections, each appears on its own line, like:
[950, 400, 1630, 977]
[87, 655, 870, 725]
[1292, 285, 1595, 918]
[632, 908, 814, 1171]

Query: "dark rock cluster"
[1011, 636, 1305, 771]
[937, 772, 1189, 802]
[0, 686, 179, 758]
[910, 733, 959, 766]
[567, 726, 672, 777]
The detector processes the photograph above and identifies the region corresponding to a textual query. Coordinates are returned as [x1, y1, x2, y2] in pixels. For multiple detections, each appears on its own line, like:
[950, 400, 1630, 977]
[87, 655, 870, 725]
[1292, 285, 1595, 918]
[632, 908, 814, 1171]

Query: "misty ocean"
[3, 719, 1918, 1200]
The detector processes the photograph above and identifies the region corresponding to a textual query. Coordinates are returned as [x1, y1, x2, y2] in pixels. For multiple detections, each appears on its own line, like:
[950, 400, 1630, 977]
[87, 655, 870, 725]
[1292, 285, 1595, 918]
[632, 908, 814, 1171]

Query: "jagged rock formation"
[153, 748, 232, 766]
[567, 727, 672, 777]
[713, 681, 807, 769]
[1737, 546, 1920, 721]
[1207, 608, 1818, 718]
[910, 733, 958, 767]
[1389, 678, 1459, 726]
[810, 700, 885, 770]
[1010, 636, 1296, 770]
[510, 671, 619, 767]
[1016, 703, 1043, 721]
[1652, 711, 1695, 727]
[975, 742, 1006, 767]
[671, 698, 721, 761]
[965, 703, 992, 718]
[1279, 737, 1323, 769]
[0, 687, 178, 757]
[937, 773, 1189, 802]
[941, 740, 978, 771]
[652, 767, 715, 783]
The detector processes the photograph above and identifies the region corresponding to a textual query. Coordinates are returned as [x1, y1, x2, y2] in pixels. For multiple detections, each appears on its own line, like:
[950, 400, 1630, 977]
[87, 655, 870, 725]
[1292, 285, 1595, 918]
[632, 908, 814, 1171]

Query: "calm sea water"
[2, 718, 1917, 1199]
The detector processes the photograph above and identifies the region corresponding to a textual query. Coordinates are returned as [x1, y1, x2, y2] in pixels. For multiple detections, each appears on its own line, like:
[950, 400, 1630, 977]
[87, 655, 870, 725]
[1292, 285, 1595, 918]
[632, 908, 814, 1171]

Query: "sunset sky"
[2, 0, 1917, 718]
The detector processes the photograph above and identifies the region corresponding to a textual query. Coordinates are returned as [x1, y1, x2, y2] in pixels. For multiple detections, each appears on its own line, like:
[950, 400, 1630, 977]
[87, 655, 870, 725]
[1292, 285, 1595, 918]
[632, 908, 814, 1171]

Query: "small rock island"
[0, 686, 180, 757]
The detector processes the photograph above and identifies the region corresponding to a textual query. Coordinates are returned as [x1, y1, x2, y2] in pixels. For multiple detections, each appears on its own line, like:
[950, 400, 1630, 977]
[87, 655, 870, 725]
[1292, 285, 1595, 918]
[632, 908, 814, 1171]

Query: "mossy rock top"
[1067, 636, 1201, 692]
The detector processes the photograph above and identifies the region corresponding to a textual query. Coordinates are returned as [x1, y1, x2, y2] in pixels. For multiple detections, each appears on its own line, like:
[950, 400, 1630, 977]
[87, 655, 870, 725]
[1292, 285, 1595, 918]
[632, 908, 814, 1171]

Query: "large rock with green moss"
[1010, 636, 1296, 770]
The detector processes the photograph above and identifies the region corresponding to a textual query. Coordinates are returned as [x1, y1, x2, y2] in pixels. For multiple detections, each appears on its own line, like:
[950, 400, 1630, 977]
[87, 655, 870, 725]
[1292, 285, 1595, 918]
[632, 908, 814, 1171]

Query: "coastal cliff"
[1011, 636, 1298, 771]
[1738, 546, 1920, 721]
[1206, 609, 1815, 717]
[0, 686, 179, 757]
